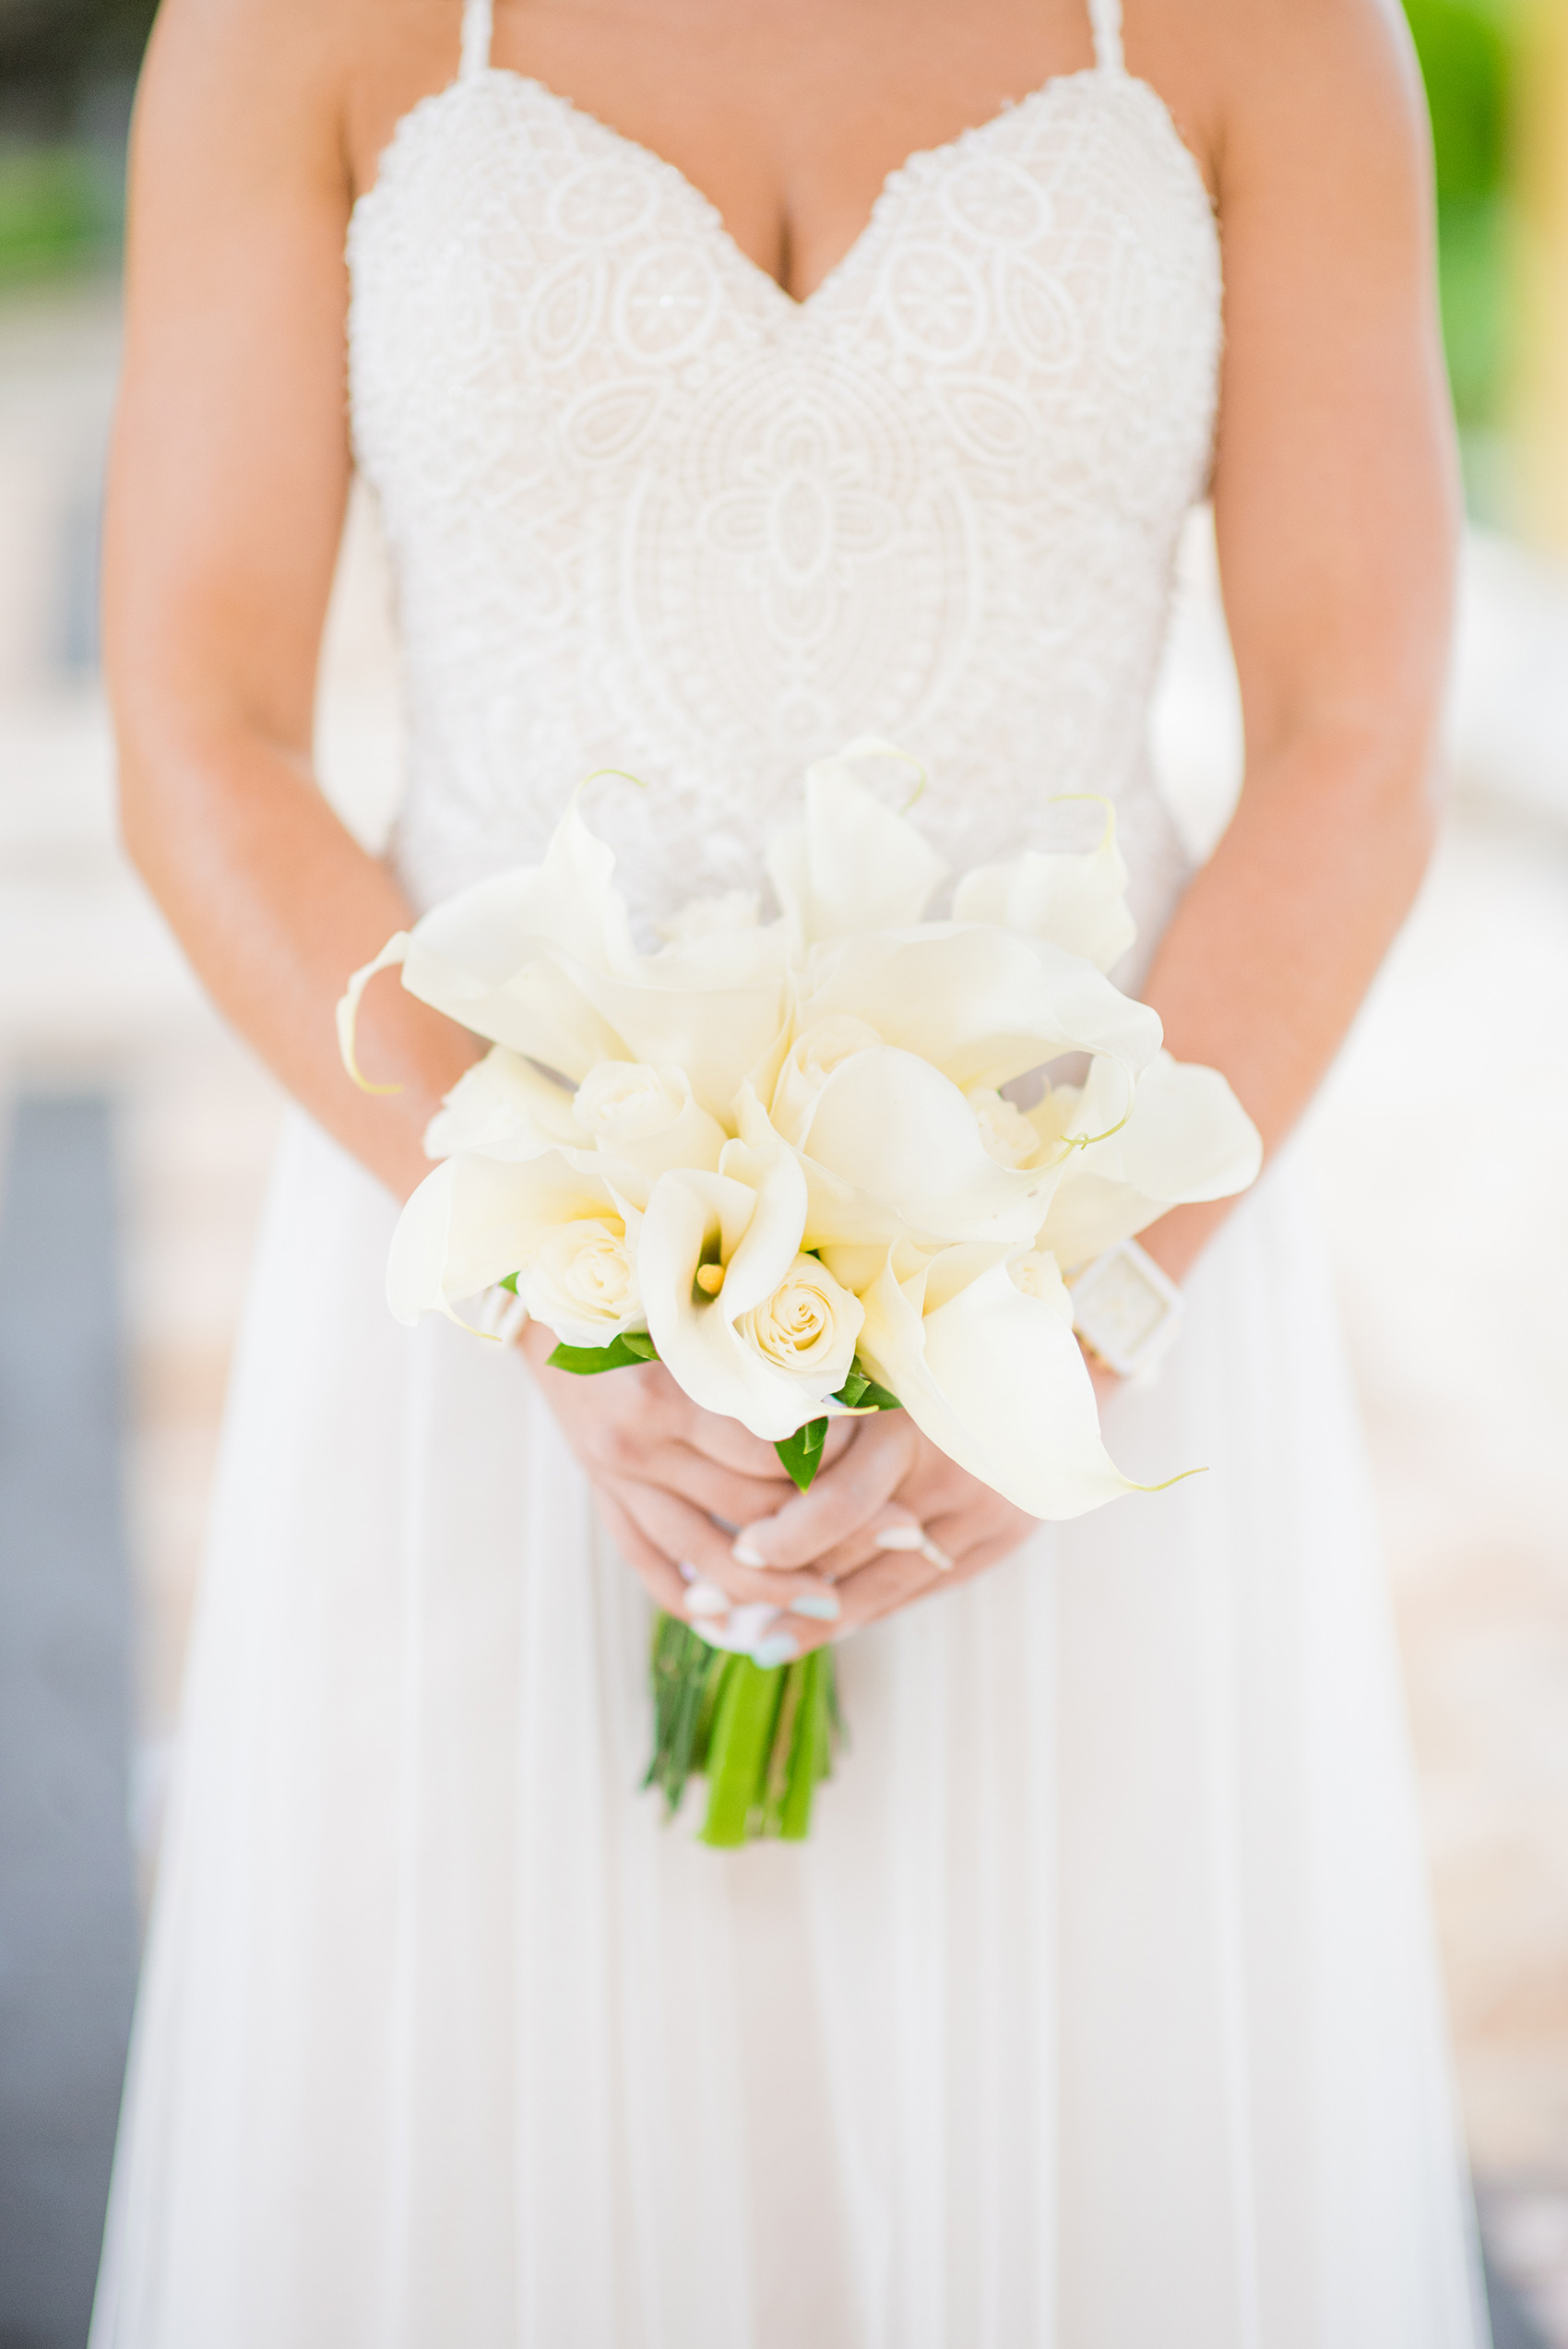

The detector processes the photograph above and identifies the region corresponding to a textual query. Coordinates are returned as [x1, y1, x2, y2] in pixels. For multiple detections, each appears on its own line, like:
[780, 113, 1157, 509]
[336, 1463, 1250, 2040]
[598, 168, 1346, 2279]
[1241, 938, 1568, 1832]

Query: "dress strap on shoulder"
[1087, 0, 1125, 73]
[458, 0, 493, 78]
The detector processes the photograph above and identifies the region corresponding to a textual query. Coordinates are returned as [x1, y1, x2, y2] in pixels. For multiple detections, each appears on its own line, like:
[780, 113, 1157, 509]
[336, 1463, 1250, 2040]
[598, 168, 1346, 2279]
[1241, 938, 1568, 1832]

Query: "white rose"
[769, 1015, 883, 1145]
[576, 1060, 688, 1140]
[966, 1085, 1041, 1170]
[524, 1217, 643, 1348]
[736, 1253, 862, 1389]
[655, 889, 761, 946]
[1005, 1247, 1071, 1308]
[573, 1059, 729, 1177]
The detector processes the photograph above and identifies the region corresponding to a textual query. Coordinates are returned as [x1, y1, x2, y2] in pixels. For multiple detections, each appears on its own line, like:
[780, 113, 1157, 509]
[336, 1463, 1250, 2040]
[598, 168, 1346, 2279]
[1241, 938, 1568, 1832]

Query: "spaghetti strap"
[1087, 0, 1124, 72]
[458, 0, 493, 78]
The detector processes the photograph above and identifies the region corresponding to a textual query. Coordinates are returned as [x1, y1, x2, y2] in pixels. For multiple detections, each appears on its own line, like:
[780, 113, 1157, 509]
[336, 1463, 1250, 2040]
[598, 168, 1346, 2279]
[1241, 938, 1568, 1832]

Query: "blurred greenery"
[0, 0, 157, 284]
[0, 0, 1525, 427]
[1403, 0, 1515, 426]
[0, 145, 122, 284]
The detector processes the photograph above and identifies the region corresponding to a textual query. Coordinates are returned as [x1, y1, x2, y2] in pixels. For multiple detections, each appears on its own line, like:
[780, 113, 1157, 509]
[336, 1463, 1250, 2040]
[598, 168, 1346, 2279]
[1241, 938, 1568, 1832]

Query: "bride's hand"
[518, 1320, 849, 1622]
[731, 1355, 1123, 1655]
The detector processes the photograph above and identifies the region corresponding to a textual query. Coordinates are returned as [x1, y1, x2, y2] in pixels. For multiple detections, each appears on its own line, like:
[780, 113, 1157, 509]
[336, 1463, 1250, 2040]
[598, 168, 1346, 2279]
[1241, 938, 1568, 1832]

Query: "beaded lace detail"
[347, 17, 1221, 952]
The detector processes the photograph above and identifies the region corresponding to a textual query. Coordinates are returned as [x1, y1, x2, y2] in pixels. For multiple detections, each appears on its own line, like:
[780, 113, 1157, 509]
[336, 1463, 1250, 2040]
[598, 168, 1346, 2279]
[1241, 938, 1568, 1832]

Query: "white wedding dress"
[93, 2, 1491, 2342]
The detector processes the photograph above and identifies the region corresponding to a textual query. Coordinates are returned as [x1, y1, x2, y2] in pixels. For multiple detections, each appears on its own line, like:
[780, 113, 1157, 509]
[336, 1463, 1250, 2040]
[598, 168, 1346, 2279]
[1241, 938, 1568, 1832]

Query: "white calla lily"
[952, 799, 1136, 972]
[766, 741, 946, 955]
[796, 924, 1163, 1100]
[560, 922, 790, 1123]
[1035, 1050, 1264, 1268]
[639, 1107, 861, 1439]
[797, 1044, 1066, 1244]
[838, 1237, 1134, 1520]
[338, 796, 790, 1110]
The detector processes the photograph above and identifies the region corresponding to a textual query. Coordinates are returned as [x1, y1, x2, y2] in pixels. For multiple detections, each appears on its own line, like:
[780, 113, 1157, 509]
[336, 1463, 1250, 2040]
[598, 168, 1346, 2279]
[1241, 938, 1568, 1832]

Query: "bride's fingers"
[611, 1479, 842, 1616]
[591, 1489, 690, 1616]
[671, 1406, 855, 1484]
[643, 1444, 795, 1531]
[799, 1502, 928, 1584]
[731, 1413, 918, 1569]
[785, 1546, 945, 1654]
[666, 1403, 791, 1479]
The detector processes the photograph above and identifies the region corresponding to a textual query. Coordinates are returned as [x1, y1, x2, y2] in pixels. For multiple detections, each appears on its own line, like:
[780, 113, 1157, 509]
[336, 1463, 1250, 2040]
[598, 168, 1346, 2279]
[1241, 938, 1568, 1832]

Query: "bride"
[93, 0, 1489, 2341]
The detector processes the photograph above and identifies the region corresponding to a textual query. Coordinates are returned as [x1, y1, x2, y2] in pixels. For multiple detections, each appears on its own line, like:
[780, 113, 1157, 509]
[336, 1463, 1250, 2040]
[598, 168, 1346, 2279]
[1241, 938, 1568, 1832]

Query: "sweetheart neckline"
[350, 62, 1216, 316]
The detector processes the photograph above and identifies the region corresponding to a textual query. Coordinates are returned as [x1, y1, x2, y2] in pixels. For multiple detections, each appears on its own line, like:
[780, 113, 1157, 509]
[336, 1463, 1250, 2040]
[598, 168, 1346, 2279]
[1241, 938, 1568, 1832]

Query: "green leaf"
[546, 1330, 658, 1375]
[831, 1361, 901, 1413]
[499, 1272, 519, 1294]
[775, 1416, 828, 1491]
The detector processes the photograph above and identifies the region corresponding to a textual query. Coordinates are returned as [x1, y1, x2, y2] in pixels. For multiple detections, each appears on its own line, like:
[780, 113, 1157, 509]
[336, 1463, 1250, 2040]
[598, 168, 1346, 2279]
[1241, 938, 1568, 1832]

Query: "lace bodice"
[347, 0, 1222, 956]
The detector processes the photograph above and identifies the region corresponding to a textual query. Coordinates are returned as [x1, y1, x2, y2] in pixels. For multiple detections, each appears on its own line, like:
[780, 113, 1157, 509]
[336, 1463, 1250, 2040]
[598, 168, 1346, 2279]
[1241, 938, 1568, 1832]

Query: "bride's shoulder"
[133, 0, 459, 204]
[1130, 0, 1431, 213]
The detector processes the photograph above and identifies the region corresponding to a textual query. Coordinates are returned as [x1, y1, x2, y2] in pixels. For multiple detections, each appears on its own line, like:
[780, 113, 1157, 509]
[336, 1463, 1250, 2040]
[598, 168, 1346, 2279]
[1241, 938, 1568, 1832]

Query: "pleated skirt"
[91, 1111, 1491, 2348]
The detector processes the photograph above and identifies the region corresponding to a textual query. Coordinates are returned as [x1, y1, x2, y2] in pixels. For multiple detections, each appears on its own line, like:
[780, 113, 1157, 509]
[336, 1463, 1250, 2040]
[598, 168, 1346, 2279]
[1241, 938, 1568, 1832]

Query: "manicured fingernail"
[752, 1632, 797, 1670]
[677, 1559, 699, 1583]
[875, 1522, 925, 1552]
[683, 1581, 728, 1617]
[790, 1592, 840, 1622]
[920, 1535, 955, 1573]
[727, 1602, 778, 1649]
[731, 1537, 766, 1568]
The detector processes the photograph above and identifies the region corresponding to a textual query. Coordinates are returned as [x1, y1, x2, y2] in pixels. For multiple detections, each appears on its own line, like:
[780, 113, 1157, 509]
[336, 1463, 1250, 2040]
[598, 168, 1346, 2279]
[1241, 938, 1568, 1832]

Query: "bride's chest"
[347, 69, 1221, 543]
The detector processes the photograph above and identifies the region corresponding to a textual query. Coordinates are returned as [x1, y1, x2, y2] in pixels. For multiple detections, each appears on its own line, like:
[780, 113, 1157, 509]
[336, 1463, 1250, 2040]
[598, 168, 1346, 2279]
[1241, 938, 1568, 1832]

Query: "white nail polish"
[790, 1592, 840, 1622]
[874, 1522, 925, 1552]
[752, 1633, 797, 1670]
[727, 1602, 778, 1649]
[919, 1535, 956, 1573]
[683, 1581, 728, 1617]
[731, 1537, 766, 1568]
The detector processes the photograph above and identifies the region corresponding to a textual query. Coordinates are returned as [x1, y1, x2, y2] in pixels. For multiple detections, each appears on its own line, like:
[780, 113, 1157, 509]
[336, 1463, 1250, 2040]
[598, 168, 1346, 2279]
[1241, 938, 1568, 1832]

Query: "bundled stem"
[644, 1612, 841, 1845]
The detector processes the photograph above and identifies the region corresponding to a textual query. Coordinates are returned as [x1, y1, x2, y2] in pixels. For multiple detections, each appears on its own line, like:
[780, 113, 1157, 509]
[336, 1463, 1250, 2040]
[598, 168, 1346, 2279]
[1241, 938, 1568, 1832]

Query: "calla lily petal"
[337, 933, 411, 1093]
[797, 925, 1163, 1096]
[952, 799, 1136, 972]
[639, 1170, 820, 1440]
[799, 1044, 1066, 1243]
[767, 741, 947, 954]
[1039, 1051, 1263, 1267]
[855, 1243, 1134, 1520]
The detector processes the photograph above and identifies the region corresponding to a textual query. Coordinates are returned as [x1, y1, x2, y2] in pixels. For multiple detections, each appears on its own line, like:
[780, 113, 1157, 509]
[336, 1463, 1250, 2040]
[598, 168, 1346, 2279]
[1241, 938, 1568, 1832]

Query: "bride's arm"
[741, 0, 1459, 1624]
[1134, 0, 1458, 1289]
[109, 0, 844, 1622]
[107, 0, 477, 1205]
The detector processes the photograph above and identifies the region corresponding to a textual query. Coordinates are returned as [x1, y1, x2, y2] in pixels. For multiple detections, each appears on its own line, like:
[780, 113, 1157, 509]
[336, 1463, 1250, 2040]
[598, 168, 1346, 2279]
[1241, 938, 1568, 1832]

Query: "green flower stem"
[643, 1611, 840, 1845]
[778, 1651, 829, 1842]
[700, 1654, 787, 1847]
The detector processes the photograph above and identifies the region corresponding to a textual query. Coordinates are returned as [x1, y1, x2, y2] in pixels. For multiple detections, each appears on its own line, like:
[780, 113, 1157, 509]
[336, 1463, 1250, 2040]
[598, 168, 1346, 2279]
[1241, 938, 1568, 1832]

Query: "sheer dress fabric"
[92, 0, 1491, 2341]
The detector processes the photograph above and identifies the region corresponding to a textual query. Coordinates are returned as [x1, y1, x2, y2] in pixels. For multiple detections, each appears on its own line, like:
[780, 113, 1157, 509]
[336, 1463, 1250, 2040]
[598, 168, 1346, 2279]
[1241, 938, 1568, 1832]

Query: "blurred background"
[0, 0, 1565, 2343]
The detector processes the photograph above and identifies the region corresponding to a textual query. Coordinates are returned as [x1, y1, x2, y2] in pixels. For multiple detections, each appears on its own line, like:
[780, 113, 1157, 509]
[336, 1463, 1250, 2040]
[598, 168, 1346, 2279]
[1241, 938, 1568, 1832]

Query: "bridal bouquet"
[339, 743, 1261, 1844]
